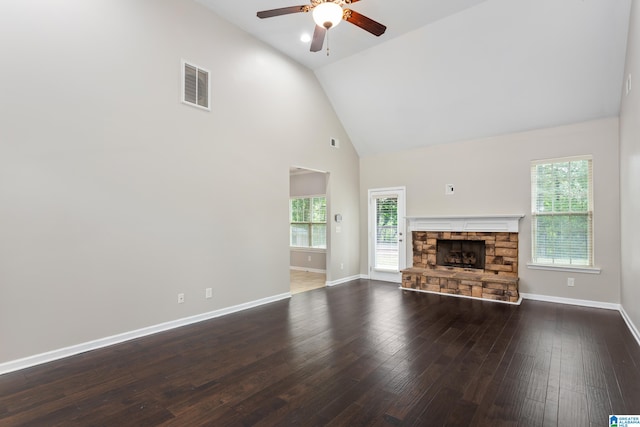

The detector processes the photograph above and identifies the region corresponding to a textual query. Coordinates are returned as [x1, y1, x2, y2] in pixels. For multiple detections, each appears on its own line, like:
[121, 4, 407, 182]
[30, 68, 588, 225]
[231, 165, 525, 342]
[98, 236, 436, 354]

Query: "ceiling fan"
[257, 0, 387, 53]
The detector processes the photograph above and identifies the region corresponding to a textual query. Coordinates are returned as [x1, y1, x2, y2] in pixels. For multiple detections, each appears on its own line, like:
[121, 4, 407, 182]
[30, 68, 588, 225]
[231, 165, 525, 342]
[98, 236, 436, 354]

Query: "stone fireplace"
[401, 215, 523, 303]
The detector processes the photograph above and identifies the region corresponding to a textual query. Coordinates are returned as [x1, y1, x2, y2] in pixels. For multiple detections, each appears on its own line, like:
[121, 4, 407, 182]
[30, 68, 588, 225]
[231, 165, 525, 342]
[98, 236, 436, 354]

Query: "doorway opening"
[289, 166, 329, 294]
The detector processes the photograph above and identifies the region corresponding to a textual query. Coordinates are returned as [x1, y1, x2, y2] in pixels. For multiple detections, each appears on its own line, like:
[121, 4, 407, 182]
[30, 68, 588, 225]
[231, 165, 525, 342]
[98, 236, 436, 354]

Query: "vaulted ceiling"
[198, 0, 632, 157]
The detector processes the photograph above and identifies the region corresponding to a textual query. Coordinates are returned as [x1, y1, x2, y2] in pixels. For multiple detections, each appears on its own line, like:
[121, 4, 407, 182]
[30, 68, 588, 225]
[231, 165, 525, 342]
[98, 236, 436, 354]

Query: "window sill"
[290, 247, 326, 253]
[526, 263, 601, 274]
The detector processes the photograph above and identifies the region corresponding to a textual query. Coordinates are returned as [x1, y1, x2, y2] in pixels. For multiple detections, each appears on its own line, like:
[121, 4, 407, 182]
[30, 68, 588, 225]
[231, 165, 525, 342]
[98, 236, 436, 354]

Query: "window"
[290, 196, 326, 249]
[374, 195, 399, 270]
[531, 156, 593, 267]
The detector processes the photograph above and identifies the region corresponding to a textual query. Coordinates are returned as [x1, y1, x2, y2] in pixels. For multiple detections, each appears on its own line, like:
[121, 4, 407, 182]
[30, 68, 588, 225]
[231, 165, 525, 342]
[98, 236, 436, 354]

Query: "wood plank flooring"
[1, 279, 639, 426]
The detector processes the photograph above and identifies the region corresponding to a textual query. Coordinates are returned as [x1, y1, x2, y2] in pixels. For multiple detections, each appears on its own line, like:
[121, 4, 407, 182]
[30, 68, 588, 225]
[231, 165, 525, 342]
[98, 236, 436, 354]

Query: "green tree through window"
[290, 196, 326, 249]
[531, 156, 593, 266]
[375, 196, 399, 270]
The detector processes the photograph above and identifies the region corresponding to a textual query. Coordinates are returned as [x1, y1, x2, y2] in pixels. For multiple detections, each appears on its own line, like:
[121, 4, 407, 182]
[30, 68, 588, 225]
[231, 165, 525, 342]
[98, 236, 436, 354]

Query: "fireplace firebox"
[436, 239, 486, 270]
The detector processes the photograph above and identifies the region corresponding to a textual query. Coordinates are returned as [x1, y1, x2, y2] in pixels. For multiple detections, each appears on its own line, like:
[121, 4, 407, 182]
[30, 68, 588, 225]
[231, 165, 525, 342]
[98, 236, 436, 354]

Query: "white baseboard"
[326, 274, 361, 287]
[359, 274, 370, 280]
[289, 266, 326, 274]
[521, 293, 640, 349]
[0, 292, 291, 376]
[400, 286, 523, 305]
[620, 305, 640, 348]
[520, 293, 620, 310]
[5, 288, 636, 377]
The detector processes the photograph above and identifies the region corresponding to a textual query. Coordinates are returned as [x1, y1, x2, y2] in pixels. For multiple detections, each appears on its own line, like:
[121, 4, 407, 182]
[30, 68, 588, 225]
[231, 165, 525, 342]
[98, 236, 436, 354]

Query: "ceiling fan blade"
[310, 25, 327, 52]
[343, 9, 386, 36]
[257, 5, 310, 19]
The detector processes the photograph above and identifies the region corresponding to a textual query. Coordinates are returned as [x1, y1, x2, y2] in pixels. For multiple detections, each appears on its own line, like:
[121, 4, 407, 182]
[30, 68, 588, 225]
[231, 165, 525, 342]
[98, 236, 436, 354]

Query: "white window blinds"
[290, 196, 326, 249]
[531, 156, 593, 267]
[374, 195, 399, 270]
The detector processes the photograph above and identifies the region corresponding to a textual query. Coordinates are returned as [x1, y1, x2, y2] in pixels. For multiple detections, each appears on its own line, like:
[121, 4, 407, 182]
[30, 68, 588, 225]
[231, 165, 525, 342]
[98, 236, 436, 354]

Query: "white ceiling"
[197, 0, 632, 157]
[196, 0, 488, 69]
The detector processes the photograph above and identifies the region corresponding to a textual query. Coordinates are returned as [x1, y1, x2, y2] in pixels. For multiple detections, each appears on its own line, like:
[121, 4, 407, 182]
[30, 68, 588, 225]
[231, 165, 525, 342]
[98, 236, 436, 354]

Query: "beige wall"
[290, 251, 327, 271]
[290, 172, 327, 197]
[360, 118, 621, 303]
[0, 0, 359, 364]
[620, 1, 640, 332]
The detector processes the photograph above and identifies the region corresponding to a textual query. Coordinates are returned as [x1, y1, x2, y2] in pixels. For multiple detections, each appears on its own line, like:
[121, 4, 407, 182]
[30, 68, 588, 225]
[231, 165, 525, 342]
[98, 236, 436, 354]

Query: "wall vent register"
[182, 60, 210, 111]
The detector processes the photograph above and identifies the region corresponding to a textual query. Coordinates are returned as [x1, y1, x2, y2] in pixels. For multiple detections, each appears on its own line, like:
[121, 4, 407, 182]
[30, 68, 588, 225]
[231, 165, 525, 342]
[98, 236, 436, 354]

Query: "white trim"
[522, 293, 640, 349]
[326, 274, 360, 287]
[290, 266, 326, 274]
[368, 186, 407, 283]
[370, 275, 402, 284]
[360, 274, 370, 280]
[520, 293, 619, 310]
[181, 59, 211, 111]
[289, 247, 327, 253]
[373, 267, 399, 273]
[0, 292, 291, 376]
[526, 263, 601, 274]
[620, 305, 640, 348]
[407, 214, 524, 233]
[400, 286, 523, 305]
[531, 154, 593, 165]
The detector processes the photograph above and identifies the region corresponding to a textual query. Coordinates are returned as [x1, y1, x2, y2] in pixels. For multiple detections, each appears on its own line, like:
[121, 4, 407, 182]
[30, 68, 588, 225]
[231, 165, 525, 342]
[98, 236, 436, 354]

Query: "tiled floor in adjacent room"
[290, 269, 326, 294]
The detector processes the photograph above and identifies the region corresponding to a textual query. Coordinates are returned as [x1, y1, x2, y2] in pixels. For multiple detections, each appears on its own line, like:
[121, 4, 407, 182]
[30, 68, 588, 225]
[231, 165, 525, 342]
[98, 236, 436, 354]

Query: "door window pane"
[375, 197, 398, 270]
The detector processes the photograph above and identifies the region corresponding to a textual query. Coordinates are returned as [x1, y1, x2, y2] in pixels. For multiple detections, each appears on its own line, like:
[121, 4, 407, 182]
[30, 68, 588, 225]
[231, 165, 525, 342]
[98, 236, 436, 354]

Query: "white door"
[368, 187, 406, 283]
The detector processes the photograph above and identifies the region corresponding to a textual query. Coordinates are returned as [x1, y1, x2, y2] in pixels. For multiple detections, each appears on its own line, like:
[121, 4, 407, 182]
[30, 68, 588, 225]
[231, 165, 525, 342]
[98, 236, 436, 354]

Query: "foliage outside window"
[374, 196, 399, 269]
[290, 196, 326, 249]
[531, 156, 593, 267]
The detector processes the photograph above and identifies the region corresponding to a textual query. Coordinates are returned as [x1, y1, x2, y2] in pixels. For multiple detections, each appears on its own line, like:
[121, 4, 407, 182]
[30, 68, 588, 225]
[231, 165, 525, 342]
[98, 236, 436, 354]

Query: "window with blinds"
[374, 196, 399, 270]
[290, 196, 326, 249]
[182, 60, 210, 110]
[531, 156, 593, 267]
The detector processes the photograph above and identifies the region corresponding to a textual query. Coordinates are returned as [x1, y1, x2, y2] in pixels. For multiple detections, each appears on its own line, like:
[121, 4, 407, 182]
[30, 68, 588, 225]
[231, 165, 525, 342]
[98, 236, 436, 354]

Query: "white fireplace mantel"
[407, 214, 525, 233]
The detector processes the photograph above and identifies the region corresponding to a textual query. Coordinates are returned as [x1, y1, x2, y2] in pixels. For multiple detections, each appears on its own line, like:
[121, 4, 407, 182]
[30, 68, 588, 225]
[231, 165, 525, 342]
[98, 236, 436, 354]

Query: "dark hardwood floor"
[1, 279, 639, 426]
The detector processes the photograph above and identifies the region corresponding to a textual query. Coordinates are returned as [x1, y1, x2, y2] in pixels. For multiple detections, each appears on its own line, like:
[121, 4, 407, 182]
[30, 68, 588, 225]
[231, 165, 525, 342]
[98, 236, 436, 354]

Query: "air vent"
[330, 137, 339, 148]
[182, 60, 210, 111]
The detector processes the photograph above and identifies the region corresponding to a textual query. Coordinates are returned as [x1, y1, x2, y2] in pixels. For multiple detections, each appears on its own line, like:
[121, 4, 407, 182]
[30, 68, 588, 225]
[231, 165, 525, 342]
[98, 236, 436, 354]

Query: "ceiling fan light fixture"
[312, 2, 343, 29]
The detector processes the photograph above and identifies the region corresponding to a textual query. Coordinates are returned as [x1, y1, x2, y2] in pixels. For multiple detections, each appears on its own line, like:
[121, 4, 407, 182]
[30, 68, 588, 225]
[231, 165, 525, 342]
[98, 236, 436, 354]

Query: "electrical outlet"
[567, 278, 575, 287]
[205, 288, 212, 299]
[340, 263, 344, 270]
[445, 184, 455, 195]
[308, 255, 311, 262]
[178, 293, 185, 303]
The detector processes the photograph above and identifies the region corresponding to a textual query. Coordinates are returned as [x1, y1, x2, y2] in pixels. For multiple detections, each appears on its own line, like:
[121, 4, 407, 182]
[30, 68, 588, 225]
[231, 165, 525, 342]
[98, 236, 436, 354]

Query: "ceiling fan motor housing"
[313, 1, 344, 29]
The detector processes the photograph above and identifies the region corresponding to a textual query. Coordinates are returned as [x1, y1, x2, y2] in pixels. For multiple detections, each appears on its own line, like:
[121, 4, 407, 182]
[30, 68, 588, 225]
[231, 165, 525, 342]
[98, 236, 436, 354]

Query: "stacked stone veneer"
[401, 231, 519, 303]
